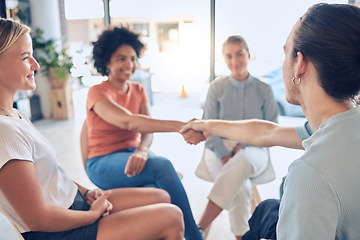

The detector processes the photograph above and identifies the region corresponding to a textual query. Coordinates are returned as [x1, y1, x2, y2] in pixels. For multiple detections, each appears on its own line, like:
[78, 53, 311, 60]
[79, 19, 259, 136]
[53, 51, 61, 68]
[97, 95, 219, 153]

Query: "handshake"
[179, 119, 210, 145]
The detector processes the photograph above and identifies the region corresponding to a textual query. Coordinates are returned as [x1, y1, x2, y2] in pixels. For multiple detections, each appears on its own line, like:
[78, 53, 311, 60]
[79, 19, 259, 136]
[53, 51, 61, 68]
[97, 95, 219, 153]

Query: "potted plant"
[32, 28, 74, 88]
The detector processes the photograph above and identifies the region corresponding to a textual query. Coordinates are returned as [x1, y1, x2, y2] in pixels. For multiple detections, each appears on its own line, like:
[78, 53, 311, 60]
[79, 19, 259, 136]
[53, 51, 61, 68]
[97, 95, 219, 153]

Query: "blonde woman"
[197, 35, 278, 239]
[0, 18, 184, 240]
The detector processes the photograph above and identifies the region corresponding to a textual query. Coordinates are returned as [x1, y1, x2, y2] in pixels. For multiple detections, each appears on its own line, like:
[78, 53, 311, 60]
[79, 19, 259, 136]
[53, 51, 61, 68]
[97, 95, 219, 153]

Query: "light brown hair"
[222, 35, 249, 55]
[0, 18, 31, 56]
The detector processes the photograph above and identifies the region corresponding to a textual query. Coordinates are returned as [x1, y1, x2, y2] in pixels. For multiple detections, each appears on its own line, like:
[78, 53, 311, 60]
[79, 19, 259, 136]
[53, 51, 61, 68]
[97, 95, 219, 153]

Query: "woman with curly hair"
[85, 26, 204, 240]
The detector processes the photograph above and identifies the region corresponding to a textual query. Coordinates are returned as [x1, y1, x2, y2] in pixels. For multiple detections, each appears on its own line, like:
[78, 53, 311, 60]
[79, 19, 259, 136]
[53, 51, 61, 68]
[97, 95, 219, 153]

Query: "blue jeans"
[87, 148, 203, 240]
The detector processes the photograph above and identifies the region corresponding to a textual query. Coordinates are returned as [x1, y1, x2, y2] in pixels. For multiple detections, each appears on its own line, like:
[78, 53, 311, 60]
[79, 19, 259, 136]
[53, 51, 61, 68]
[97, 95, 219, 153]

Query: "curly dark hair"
[92, 26, 145, 76]
[292, 3, 360, 101]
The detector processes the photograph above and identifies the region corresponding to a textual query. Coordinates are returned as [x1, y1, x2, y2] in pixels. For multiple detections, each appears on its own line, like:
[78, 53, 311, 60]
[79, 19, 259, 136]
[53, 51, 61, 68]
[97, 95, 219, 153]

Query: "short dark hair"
[292, 3, 360, 101]
[92, 26, 144, 76]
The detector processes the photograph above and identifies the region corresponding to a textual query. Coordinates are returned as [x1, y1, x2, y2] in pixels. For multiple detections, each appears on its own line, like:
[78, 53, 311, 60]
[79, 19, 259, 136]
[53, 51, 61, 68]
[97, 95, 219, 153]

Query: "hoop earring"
[292, 77, 301, 86]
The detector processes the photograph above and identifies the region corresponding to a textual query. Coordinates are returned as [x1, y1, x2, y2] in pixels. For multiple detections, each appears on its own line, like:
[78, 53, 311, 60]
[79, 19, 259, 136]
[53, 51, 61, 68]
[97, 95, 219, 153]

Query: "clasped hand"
[86, 189, 113, 217]
[180, 119, 207, 145]
[222, 144, 243, 165]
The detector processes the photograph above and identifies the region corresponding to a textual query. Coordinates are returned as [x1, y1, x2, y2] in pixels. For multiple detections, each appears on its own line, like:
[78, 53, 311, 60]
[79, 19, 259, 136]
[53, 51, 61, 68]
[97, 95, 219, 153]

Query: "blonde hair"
[222, 35, 249, 55]
[0, 18, 31, 56]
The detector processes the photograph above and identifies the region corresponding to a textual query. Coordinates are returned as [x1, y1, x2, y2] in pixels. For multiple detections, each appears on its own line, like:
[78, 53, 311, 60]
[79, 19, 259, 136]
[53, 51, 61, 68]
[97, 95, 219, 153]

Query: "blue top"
[278, 107, 360, 239]
[203, 74, 279, 159]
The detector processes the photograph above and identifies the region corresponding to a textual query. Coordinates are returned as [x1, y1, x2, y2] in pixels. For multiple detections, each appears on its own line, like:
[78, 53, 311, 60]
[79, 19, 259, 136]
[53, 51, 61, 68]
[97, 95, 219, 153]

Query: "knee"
[167, 204, 185, 233]
[148, 156, 175, 171]
[170, 204, 184, 222]
[233, 158, 253, 174]
[158, 157, 175, 170]
[153, 204, 184, 239]
[155, 188, 171, 203]
[153, 157, 178, 178]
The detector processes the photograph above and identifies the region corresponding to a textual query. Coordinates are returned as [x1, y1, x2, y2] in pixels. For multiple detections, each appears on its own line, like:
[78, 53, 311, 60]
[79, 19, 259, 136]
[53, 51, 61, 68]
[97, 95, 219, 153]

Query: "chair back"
[0, 211, 24, 240]
[195, 147, 275, 186]
[80, 120, 88, 169]
[250, 149, 276, 185]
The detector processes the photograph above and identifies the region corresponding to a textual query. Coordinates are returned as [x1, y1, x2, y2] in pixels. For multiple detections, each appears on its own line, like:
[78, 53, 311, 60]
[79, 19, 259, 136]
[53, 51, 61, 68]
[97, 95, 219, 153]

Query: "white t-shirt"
[0, 112, 77, 233]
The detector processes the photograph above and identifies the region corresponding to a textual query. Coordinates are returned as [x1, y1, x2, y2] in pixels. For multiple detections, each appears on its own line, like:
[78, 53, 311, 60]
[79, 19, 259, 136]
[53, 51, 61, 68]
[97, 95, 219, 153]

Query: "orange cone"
[180, 85, 187, 98]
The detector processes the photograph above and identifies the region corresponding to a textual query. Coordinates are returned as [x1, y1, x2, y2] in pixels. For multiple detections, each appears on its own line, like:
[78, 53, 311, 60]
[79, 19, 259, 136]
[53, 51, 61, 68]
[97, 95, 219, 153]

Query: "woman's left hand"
[85, 189, 113, 216]
[84, 189, 100, 205]
[89, 190, 113, 217]
[124, 150, 148, 177]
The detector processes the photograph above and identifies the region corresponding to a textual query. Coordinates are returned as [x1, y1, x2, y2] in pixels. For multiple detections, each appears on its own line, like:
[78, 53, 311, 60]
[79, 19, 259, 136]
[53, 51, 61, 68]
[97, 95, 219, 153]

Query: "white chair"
[80, 119, 88, 169]
[0, 211, 24, 240]
[195, 147, 275, 238]
[195, 147, 276, 212]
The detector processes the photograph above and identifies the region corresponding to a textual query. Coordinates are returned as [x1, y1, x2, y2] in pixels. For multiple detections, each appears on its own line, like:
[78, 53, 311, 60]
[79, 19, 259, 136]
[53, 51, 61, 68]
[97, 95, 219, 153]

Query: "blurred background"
[2, 0, 357, 120]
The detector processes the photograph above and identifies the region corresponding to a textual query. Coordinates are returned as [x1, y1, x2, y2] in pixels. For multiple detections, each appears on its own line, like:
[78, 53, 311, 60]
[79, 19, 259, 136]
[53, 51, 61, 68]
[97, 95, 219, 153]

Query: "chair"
[195, 147, 275, 239]
[195, 147, 276, 212]
[0, 211, 24, 240]
[80, 120, 88, 169]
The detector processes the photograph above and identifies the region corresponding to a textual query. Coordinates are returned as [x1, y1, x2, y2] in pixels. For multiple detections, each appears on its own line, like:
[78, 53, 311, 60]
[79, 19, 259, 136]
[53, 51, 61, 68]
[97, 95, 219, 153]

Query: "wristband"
[137, 146, 149, 152]
[84, 190, 90, 198]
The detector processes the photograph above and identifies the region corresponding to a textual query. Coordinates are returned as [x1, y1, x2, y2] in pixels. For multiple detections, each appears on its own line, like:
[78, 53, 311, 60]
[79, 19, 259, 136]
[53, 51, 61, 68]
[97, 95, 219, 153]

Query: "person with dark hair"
[0, 18, 184, 240]
[196, 35, 278, 239]
[275, 3, 360, 239]
[92, 27, 145, 76]
[85, 26, 204, 240]
[182, 3, 360, 240]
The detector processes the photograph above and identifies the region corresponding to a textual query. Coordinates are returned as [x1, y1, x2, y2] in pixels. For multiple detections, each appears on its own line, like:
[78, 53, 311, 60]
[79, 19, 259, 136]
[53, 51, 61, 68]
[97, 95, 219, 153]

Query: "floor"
[33, 88, 306, 240]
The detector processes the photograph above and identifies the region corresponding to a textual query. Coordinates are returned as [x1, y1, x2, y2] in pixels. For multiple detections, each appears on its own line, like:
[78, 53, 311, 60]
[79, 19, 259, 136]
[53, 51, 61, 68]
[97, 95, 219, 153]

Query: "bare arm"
[0, 160, 110, 232]
[137, 102, 154, 150]
[93, 99, 205, 145]
[93, 99, 183, 133]
[181, 119, 304, 150]
[124, 102, 153, 177]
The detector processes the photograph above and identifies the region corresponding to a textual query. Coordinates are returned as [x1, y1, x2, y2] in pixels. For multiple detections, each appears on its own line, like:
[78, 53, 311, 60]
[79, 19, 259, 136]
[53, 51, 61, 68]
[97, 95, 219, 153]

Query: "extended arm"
[137, 101, 154, 150]
[93, 99, 204, 145]
[181, 119, 304, 150]
[93, 99, 184, 133]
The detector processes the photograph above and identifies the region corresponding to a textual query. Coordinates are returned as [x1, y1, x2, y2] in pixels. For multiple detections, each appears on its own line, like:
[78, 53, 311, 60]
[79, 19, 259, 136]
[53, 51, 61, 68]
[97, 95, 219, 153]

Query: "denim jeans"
[87, 148, 203, 240]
